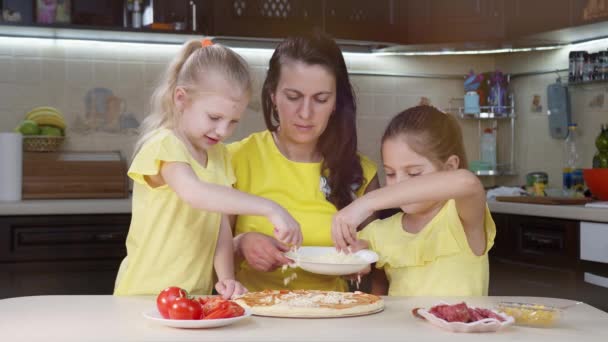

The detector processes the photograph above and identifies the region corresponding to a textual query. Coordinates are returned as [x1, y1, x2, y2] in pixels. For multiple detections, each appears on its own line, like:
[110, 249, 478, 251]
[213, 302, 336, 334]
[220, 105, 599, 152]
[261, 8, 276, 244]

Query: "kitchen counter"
[0, 295, 606, 341]
[1, 197, 607, 223]
[0, 197, 132, 216]
[488, 200, 608, 223]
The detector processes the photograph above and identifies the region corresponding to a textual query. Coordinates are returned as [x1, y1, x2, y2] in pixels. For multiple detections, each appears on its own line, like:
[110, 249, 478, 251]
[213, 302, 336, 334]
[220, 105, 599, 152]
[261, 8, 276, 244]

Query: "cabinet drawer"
[580, 221, 608, 264]
[509, 215, 579, 267]
[0, 215, 129, 262]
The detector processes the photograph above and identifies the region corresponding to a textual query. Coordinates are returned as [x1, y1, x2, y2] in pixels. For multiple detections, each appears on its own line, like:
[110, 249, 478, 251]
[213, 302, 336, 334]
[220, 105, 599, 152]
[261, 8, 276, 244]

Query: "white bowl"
[285, 246, 378, 276]
[415, 303, 514, 333]
[142, 308, 252, 329]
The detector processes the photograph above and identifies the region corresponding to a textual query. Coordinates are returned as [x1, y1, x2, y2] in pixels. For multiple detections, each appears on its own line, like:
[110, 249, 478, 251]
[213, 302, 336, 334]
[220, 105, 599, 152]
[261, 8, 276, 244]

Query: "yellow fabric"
[228, 130, 377, 292]
[114, 128, 235, 296]
[358, 199, 496, 297]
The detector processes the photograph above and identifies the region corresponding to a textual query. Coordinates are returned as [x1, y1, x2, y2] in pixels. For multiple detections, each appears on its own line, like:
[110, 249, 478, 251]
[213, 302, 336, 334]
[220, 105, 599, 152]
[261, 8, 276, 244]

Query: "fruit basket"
[23, 136, 65, 152]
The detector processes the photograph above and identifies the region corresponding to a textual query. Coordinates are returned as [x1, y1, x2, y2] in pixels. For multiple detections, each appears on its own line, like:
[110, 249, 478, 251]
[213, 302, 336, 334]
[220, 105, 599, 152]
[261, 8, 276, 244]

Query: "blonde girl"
[332, 105, 496, 296]
[114, 40, 302, 298]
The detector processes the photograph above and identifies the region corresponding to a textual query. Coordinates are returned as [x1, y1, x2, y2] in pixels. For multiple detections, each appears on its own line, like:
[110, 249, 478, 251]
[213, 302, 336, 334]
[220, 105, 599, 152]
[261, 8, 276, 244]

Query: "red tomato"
[156, 286, 188, 319]
[168, 297, 203, 320]
[201, 297, 228, 316]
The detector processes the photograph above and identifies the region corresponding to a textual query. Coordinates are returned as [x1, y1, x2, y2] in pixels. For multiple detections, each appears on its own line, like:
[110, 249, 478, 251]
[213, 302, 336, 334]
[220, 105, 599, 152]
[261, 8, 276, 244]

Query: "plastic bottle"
[563, 124, 584, 196]
[481, 128, 497, 170]
[593, 123, 608, 168]
[132, 0, 142, 28]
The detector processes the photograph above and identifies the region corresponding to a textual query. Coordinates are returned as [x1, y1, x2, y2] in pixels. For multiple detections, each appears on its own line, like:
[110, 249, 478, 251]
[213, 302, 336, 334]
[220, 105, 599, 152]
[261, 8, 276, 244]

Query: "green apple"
[17, 120, 41, 135]
[39, 125, 63, 137]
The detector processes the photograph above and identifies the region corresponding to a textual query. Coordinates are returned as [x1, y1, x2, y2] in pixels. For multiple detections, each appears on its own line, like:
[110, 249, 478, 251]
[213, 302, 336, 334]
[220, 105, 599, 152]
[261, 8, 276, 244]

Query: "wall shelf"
[447, 97, 517, 177]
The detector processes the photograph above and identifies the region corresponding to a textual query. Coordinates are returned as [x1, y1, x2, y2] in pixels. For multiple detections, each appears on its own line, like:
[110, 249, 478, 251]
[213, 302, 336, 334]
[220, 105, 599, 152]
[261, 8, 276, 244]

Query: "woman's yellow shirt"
[114, 128, 235, 296]
[359, 200, 496, 296]
[228, 130, 377, 292]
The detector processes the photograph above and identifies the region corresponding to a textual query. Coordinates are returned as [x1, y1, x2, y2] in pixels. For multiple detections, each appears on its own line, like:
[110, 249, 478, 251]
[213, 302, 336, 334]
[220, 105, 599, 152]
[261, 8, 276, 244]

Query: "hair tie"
[201, 38, 213, 47]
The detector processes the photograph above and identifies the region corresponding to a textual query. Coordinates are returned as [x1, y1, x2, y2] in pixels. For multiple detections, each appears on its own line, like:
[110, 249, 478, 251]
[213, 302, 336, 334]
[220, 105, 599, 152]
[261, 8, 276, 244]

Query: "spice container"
[496, 302, 562, 328]
[526, 171, 548, 196]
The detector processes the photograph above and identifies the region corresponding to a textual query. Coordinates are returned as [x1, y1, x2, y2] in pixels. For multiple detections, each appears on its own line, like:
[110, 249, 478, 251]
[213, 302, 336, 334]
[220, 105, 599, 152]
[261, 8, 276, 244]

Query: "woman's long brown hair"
[261, 31, 364, 210]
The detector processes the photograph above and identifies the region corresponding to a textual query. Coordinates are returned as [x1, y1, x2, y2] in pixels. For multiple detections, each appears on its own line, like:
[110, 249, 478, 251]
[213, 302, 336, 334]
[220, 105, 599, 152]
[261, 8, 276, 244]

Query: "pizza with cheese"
[234, 290, 384, 318]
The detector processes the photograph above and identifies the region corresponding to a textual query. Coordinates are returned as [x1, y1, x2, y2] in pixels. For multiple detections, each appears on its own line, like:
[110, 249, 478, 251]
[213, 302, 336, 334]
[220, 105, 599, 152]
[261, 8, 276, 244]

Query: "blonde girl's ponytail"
[133, 39, 251, 157]
[133, 40, 202, 156]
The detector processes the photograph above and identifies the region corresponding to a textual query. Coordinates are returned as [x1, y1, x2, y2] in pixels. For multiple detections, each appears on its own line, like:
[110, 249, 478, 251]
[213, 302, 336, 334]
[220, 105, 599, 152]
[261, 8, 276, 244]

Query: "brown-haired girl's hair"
[261, 31, 363, 210]
[382, 105, 468, 169]
[134, 40, 251, 156]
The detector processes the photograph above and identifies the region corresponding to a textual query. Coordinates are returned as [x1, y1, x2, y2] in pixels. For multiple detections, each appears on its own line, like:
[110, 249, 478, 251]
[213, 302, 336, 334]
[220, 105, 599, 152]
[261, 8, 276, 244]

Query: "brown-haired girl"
[332, 105, 496, 296]
[114, 40, 301, 297]
[229, 31, 379, 292]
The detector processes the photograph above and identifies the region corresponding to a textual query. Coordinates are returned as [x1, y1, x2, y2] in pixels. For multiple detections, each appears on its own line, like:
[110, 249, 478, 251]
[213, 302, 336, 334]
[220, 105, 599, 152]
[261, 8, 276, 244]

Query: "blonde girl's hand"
[215, 279, 248, 300]
[332, 199, 373, 252]
[267, 204, 303, 248]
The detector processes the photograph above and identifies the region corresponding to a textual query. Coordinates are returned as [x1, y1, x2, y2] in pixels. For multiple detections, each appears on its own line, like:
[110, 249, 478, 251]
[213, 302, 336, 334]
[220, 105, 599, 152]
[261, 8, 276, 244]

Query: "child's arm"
[333, 169, 486, 255]
[159, 161, 303, 246]
[214, 215, 247, 299]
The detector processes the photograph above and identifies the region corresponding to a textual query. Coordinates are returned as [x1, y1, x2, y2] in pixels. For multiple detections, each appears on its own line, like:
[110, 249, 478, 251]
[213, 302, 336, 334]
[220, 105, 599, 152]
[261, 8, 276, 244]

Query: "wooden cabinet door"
[505, 0, 572, 39]
[211, 0, 323, 39]
[324, 0, 398, 43]
[0, 214, 129, 298]
[403, 0, 505, 44]
[571, 0, 608, 26]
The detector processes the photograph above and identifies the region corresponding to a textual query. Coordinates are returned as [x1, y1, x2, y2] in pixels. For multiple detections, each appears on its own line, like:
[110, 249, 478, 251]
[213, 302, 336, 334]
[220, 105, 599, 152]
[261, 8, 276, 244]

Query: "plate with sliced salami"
[412, 302, 514, 333]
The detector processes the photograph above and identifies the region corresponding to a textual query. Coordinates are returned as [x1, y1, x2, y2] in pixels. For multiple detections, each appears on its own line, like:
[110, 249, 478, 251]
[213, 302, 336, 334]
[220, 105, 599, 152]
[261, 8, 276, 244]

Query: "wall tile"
[0, 57, 16, 83]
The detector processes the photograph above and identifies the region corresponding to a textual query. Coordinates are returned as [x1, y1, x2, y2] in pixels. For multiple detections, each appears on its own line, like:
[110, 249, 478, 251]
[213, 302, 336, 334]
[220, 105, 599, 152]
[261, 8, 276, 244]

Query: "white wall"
[0, 36, 496, 185]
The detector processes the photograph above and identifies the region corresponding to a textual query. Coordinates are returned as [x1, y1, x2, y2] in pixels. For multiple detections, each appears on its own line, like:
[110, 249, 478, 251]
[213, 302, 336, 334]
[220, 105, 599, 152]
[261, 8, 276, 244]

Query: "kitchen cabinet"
[489, 212, 608, 311]
[324, 0, 396, 43]
[490, 213, 580, 299]
[401, 0, 505, 44]
[0, 214, 129, 299]
[571, 0, 608, 26]
[211, 0, 323, 39]
[504, 0, 573, 39]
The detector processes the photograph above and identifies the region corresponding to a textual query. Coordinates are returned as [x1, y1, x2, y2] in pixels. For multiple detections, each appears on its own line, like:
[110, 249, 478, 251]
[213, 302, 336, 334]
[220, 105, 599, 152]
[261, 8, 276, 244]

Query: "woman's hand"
[332, 198, 373, 252]
[215, 279, 248, 299]
[267, 203, 303, 247]
[238, 232, 294, 272]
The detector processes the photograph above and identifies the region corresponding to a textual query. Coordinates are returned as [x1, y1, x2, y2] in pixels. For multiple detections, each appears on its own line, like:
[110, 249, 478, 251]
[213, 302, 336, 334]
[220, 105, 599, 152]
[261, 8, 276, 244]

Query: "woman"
[229, 31, 379, 292]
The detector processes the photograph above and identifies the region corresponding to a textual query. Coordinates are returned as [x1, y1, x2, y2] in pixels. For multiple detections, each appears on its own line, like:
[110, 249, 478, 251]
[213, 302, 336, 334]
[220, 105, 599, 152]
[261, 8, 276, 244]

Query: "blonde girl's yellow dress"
[358, 199, 496, 296]
[228, 130, 377, 292]
[114, 128, 235, 296]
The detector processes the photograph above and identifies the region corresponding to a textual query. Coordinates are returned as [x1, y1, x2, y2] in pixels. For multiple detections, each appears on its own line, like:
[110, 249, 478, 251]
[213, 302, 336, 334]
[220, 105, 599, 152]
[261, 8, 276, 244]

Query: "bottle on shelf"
[481, 127, 497, 170]
[593, 123, 608, 168]
[132, 0, 142, 29]
[563, 123, 584, 196]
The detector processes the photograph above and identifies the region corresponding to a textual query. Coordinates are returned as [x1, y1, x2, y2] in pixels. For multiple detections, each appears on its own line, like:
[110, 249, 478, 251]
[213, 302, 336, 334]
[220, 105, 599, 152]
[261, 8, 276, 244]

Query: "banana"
[25, 107, 66, 130]
[27, 111, 66, 129]
[26, 106, 65, 120]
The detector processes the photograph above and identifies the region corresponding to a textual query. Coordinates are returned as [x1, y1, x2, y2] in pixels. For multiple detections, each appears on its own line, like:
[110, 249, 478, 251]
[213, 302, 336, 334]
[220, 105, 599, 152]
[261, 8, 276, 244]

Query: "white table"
[0, 295, 607, 341]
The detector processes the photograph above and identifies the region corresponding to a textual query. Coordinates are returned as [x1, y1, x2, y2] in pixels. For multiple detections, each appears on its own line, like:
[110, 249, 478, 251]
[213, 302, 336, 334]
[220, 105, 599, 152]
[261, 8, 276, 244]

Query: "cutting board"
[495, 196, 594, 205]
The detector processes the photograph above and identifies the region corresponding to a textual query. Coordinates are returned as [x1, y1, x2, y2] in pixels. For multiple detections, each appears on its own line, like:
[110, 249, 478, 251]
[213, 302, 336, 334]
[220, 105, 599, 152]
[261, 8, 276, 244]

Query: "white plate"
[142, 308, 252, 329]
[416, 303, 514, 333]
[285, 246, 378, 276]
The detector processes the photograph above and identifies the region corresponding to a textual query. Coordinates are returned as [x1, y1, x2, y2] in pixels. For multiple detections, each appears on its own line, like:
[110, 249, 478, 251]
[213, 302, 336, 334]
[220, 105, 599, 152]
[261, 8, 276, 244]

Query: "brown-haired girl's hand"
[331, 199, 373, 252]
[267, 204, 303, 247]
